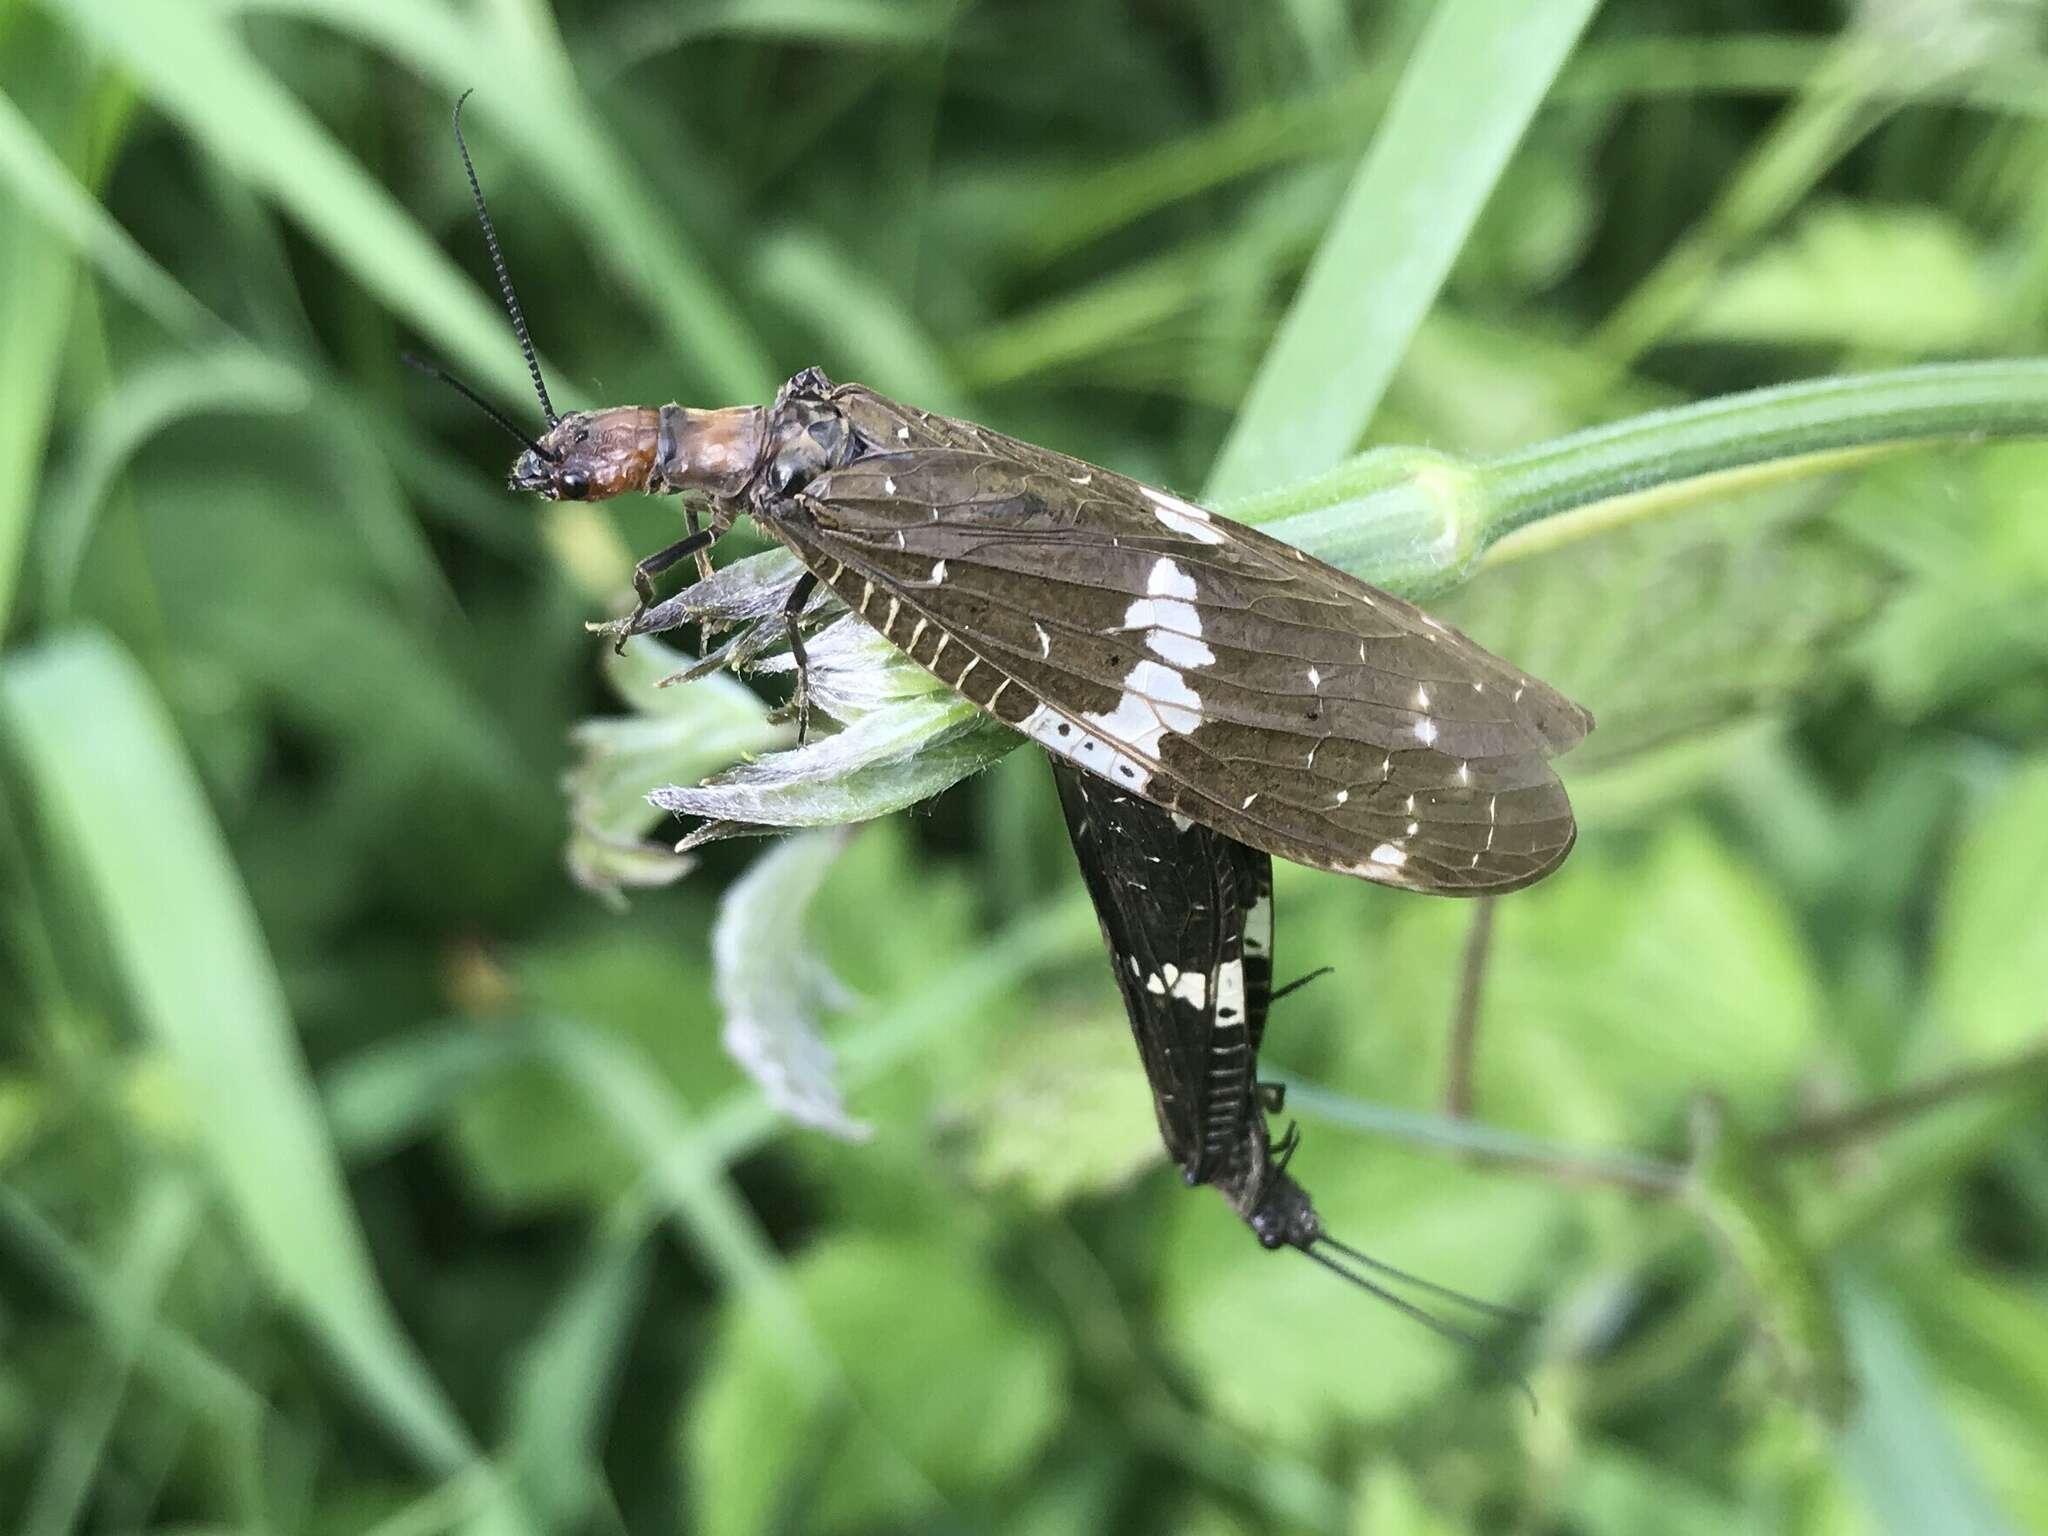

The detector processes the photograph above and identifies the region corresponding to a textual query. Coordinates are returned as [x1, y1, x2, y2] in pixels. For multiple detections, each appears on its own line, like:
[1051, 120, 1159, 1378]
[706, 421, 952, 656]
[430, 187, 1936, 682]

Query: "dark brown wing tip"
[1487, 817, 1578, 895]
[1390, 816, 1579, 898]
[1526, 684, 1595, 759]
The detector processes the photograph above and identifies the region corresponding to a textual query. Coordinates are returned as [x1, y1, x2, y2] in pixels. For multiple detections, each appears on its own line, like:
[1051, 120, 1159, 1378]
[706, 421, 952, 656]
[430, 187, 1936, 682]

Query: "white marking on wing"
[1123, 558, 1215, 668]
[1369, 842, 1408, 867]
[1019, 554, 1216, 786]
[1416, 717, 1439, 746]
[1018, 649, 1203, 791]
[1126, 613, 1210, 667]
[1034, 622, 1051, 658]
[1243, 893, 1272, 957]
[1139, 484, 1226, 544]
[1146, 557, 1198, 599]
[1215, 958, 1245, 1021]
[931, 560, 947, 584]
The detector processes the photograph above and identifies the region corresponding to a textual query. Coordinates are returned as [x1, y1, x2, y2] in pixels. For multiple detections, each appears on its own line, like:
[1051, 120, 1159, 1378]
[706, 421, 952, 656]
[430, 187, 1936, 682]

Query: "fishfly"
[423, 95, 1593, 895]
[1053, 761, 1528, 1369]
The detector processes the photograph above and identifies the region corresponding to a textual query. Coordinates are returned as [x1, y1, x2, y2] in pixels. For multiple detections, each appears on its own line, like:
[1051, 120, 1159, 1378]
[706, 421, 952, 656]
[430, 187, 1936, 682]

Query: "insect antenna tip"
[448, 89, 558, 428]
[1299, 1240, 1538, 1413]
[1314, 1233, 1534, 1326]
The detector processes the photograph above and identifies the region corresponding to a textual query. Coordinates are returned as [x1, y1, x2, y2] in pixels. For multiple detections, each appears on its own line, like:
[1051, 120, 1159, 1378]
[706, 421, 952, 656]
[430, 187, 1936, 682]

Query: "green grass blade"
[1205, 0, 1601, 499]
[43, 0, 555, 409]
[0, 1183, 270, 1436]
[35, 346, 311, 615]
[0, 80, 220, 343]
[601, 0, 959, 66]
[501, 1229, 650, 1530]
[1836, 1273, 2020, 1536]
[0, 630, 527, 1529]
[0, 30, 91, 631]
[1587, 37, 1900, 376]
[534, 1016, 831, 1376]
[20, 1175, 199, 1536]
[217, 0, 779, 401]
[755, 230, 971, 412]
[1686, 1100, 1851, 1421]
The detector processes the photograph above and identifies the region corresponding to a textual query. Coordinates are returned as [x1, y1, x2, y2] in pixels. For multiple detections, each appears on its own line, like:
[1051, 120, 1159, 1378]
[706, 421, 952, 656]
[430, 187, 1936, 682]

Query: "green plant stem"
[1233, 359, 2048, 598]
[1280, 1033, 2048, 1201]
[1480, 359, 2048, 548]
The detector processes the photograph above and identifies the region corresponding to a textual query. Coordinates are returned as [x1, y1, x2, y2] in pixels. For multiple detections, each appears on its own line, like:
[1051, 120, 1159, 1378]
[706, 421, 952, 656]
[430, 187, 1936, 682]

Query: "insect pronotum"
[425, 93, 1592, 894]
[1052, 759, 1529, 1369]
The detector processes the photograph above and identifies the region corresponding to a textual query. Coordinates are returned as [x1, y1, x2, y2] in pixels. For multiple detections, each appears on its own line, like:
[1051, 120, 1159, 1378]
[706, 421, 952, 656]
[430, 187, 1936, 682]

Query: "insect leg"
[782, 570, 821, 744]
[619, 527, 719, 653]
[1257, 1081, 1287, 1114]
[1271, 1120, 1302, 1173]
[682, 502, 716, 584]
[1268, 966, 1334, 1006]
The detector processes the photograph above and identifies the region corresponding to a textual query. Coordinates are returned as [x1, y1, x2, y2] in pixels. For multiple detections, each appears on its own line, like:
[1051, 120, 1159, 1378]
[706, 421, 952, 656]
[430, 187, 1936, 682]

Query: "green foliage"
[3, 3, 2047, 1534]
[689, 1235, 1066, 1535]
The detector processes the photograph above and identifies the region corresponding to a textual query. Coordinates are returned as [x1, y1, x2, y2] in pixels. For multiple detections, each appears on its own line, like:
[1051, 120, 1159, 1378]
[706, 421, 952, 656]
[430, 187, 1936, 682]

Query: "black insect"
[429, 94, 1592, 894]
[1052, 760, 1527, 1358]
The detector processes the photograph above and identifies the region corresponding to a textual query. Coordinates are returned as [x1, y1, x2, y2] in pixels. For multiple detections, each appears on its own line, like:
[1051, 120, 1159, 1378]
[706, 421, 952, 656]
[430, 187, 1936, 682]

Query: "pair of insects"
[1050, 760, 1531, 1355]
[427, 96, 1590, 1337]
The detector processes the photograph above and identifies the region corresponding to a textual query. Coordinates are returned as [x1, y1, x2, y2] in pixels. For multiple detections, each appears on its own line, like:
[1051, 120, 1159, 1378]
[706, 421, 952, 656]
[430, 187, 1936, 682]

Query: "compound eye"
[558, 469, 590, 500]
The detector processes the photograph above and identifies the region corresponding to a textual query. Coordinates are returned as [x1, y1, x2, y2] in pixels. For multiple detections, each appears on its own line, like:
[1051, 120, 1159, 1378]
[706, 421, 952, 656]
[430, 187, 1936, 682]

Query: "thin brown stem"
[1443, 896, 1496, 1118]
[1762, 1036, 2048, 1155]
[1426, 1033, 2048, 1201]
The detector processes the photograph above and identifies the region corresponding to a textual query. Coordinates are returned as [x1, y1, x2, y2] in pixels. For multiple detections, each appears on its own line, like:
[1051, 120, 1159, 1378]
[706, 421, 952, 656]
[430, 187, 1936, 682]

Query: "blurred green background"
[5, 1, 2048, 1532]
